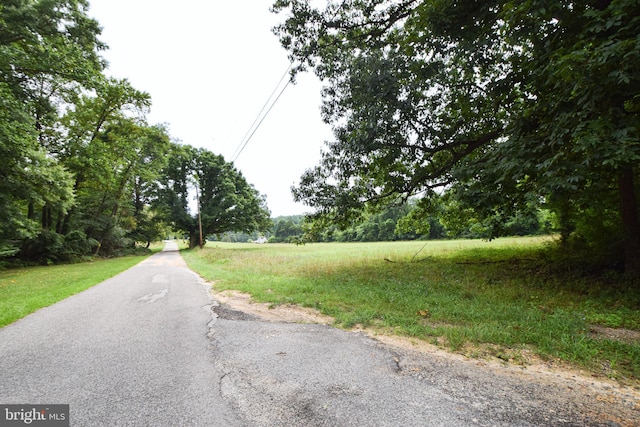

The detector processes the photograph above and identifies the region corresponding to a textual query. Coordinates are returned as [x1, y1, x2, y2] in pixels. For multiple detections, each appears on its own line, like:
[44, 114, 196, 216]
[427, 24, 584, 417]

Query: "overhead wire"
[230, 63, 293, 163]
[230, 0, 347, 163]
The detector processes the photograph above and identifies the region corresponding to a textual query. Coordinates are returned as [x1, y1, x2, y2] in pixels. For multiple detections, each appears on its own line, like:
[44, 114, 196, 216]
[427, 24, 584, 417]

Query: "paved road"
[1, 243, 637, 426]
[0, 242, 239, 425]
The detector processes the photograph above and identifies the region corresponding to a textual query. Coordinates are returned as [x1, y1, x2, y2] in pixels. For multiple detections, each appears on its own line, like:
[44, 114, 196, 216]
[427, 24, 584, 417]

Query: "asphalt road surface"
[0, 242, 637, 426]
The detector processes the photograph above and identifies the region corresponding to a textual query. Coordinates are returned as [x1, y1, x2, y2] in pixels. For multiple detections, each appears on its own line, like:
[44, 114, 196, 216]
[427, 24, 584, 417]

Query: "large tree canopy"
[272, 0, 640, 274]
[155, 144, 272, 249]
[0, 0, 105, 259]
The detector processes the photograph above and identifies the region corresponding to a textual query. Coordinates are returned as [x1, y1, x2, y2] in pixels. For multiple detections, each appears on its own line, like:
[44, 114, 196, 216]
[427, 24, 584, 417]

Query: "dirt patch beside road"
[211, 289, 334, 325]
[209, 287, 640, 426]
[590, 325, 640, 344]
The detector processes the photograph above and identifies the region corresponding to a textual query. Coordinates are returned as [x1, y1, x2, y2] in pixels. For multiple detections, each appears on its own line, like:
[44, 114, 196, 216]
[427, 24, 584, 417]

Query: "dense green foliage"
[268, 198, 549, 243]
[0, 0, 271, 264]
[272, 0, 640, 276]
[154, 145, 272, 248]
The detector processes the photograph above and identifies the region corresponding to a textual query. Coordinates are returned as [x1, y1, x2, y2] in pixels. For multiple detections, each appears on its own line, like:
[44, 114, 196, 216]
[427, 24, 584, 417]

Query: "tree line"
[1, 0, 270, 265]
[266, 195, 551, 243]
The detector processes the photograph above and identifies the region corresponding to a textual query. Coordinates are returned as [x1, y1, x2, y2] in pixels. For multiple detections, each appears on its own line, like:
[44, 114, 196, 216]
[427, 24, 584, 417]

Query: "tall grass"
[182, 237, 640, 383]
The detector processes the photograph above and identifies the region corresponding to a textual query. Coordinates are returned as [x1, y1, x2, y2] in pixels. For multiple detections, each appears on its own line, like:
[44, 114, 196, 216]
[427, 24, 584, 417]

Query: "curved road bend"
[1, 242, 637, 426]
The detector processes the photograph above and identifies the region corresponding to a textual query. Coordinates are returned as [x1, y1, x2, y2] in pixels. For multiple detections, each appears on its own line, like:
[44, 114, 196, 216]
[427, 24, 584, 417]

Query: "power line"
[230, 0, 346, 163]
[230, 63, 293, 163]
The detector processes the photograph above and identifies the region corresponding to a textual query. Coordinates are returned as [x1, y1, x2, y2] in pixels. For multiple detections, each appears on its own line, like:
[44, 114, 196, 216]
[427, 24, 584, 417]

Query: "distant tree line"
[268, 196, 553, 243]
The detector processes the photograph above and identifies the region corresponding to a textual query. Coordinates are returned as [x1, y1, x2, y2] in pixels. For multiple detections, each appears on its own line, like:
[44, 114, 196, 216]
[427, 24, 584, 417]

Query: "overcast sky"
[88, 0, 332, 217]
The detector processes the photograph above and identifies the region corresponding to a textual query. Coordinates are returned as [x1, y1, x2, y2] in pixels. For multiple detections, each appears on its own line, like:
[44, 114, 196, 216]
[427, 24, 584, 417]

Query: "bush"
[19, 230, 64, 264]
[95, 226, 133, 256]
[62, 230, 99, 259]
[19, 230, 100, 264]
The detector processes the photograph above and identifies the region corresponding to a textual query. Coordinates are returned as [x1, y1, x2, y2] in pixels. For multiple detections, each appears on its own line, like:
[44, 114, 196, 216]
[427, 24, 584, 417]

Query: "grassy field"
[0, 248, 159, 328]
[181, 237, 640, 384]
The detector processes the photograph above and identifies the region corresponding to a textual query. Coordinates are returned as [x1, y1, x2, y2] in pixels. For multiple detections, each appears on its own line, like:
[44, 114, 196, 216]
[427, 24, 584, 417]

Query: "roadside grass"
[0, 252, 155, 328]
[181, 237, 640, 383]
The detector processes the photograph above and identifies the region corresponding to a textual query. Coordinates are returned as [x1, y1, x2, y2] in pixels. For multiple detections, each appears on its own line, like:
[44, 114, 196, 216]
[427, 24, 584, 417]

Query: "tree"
[195, 150, 272, 237]
[0, 0, 105, 261]
[272, 0, 640, 275]
[0, 0, 106, 107]
[127, 125, 172, 248]
[54, 78, 157, 254]
[155, 144, 272, 248]
[271, 216, 304, 242]
[1, 1, 274, 262]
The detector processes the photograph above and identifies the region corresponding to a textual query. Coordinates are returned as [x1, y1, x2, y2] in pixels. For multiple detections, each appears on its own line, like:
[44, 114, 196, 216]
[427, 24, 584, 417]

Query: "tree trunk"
[619, 166, 640, 277]
[55, 208, 64, 234]
[548, 192, 574, 245]
[60, 211, 72, 235]
[189, 231, 199, 249]
[41, 204, 52, 231]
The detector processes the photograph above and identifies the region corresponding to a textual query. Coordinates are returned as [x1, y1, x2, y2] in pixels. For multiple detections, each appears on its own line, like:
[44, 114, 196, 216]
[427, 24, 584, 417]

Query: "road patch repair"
[206, 285, 640, 426]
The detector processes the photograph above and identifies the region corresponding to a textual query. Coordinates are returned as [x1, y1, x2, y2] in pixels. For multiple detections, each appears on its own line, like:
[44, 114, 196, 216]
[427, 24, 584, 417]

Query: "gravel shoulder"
[210, 287, 640, 426]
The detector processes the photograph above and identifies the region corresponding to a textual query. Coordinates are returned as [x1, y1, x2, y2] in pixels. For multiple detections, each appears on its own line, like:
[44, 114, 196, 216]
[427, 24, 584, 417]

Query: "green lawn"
[182, 237, 640, 384]
[0, 253, 154, 328]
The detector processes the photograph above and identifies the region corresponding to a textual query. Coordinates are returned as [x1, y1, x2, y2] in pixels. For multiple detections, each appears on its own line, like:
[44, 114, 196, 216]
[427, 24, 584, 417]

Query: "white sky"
[87, 0, 332, 217]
